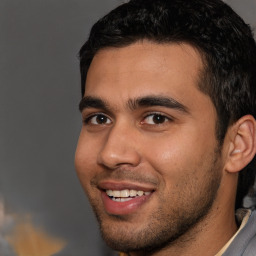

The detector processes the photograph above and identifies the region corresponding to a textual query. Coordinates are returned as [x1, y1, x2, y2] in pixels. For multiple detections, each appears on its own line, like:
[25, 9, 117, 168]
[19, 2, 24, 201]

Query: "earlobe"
[225, 115, 256, 173]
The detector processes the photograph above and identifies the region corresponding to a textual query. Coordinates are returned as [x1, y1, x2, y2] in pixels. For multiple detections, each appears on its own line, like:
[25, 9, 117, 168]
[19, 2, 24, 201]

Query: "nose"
[97, 122, 141, 169]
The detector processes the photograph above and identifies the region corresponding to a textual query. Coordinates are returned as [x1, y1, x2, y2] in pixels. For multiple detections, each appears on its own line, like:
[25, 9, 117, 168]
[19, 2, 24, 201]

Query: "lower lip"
[101, 191, 152, 215]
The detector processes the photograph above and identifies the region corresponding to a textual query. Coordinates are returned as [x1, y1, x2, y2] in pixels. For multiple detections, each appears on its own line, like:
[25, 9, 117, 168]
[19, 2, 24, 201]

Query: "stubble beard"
[88, 150, 222, 254]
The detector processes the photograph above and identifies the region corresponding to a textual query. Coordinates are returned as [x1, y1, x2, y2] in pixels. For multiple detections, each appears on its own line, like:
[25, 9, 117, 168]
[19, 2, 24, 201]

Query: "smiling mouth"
[106, 189, 152, 202]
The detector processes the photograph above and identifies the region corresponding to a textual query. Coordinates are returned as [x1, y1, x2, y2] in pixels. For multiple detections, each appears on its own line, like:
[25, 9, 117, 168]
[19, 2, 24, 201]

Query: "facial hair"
[87, 148, 222, 254]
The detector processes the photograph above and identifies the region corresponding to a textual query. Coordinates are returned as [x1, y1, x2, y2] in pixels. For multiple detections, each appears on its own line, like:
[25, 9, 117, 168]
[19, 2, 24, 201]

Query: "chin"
[97, 212, 196, 254]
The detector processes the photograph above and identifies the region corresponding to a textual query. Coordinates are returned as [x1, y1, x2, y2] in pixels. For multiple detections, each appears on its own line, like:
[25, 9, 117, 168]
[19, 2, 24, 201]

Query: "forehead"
[84, 41, 206, 108]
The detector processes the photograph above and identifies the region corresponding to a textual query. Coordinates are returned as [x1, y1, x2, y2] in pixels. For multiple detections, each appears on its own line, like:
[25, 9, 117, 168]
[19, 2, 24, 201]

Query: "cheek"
[143, 128, 217, 178]
[75, 131, 98, 186]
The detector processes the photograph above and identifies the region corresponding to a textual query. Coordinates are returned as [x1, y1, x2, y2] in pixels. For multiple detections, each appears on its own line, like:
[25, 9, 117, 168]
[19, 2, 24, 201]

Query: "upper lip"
[98, 180, 156, 192]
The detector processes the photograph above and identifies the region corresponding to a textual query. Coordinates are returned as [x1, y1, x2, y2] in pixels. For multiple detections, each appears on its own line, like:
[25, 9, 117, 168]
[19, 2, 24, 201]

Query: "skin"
[75, 41, 239, 255]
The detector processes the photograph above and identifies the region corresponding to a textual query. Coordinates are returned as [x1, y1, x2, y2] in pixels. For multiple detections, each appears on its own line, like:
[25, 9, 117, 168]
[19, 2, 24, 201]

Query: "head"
[76, 0, 256, 254]
[79, 0, 256, 209]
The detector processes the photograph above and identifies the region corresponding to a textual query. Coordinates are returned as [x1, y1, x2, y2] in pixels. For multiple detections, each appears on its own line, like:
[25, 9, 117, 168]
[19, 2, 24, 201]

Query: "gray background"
[1, 0, 255, 255]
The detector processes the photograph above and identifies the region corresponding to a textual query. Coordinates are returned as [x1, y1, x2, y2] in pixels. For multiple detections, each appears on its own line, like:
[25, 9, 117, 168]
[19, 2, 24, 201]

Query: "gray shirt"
[223, 209, 256, 256]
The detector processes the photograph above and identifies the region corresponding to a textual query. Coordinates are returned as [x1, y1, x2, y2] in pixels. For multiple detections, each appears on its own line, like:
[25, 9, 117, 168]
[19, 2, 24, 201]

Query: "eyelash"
[83, 112, 173, 126]
[142, 112, 173, 125]
[83, 113, 111, 125]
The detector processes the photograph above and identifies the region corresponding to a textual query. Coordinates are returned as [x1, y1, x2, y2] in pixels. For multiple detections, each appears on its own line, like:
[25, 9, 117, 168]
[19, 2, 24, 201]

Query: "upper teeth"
[106, 189, 151, 198]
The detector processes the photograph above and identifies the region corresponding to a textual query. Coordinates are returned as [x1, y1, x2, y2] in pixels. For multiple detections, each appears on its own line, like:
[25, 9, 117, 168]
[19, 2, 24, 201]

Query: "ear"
[225, 115, 256, 173]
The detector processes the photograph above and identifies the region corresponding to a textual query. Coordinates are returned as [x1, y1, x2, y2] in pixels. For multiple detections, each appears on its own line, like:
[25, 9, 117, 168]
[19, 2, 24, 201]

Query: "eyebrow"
[79, 95, 189, 114]
[127, 95, 189, 113]
[79, 96, 109, 112]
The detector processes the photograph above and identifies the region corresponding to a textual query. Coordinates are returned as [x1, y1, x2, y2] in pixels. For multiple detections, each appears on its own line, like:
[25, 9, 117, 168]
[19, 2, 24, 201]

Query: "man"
[75, 0, 256, 255]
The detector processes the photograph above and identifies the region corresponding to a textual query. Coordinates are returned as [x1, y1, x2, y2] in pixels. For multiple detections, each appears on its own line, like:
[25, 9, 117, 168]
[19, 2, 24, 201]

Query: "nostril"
[97, 145, 141, 169]
[96, 123, 142, 168]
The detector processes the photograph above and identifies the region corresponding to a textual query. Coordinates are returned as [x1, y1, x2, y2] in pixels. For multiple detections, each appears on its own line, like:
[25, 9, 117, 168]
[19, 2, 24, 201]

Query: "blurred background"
[0, 0, 256, 255]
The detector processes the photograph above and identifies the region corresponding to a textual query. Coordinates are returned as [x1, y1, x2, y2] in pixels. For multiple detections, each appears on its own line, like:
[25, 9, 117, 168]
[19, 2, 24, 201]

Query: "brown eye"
[86, 114, 111, 125]
[152, 115, 167, 124]
[143, 114, 169, 125]
[95, 115, 109, 124]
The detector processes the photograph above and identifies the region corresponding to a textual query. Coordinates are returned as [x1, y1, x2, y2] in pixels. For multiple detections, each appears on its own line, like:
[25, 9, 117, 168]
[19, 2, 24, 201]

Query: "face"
[75, 41, 223, 253]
